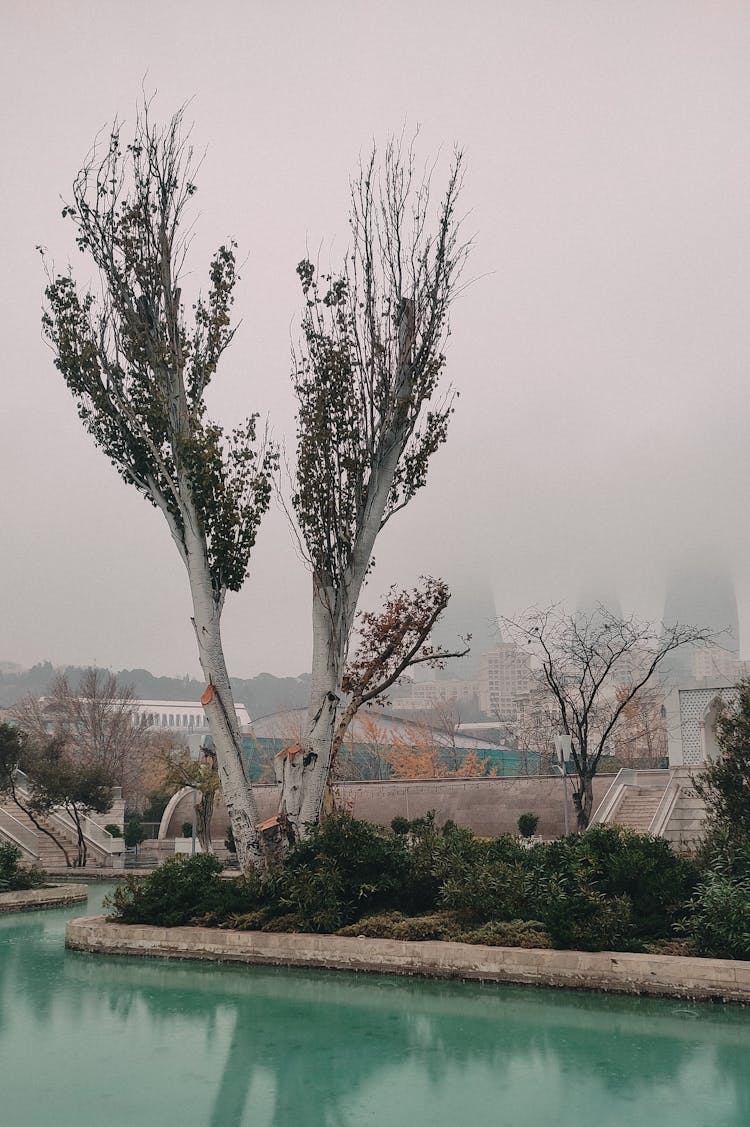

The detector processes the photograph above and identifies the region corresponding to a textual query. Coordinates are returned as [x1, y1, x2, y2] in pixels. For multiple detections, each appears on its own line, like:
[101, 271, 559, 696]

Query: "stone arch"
[157, 786, 193, 840]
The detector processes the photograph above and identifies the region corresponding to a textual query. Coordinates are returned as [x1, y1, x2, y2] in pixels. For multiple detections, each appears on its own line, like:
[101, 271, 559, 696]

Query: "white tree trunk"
[282, 466, 394, 836]
[183, 532, 263, 870]
[278, 582, 343, 837]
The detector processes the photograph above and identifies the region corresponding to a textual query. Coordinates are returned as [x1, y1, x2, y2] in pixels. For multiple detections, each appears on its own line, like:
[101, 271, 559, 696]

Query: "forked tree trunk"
[277, 583, 344, 838]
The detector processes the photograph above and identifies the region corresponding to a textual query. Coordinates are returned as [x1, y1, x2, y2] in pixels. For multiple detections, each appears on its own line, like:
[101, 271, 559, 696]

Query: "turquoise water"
[1, 885, 749, 1127]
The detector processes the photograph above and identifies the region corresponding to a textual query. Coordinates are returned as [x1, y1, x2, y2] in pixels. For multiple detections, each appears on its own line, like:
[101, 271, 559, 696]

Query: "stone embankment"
[66, 915, 750, 1004]
[0, 885, 88, 913]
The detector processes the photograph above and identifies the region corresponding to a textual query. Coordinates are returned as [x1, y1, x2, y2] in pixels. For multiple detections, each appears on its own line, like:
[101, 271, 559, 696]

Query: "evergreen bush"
[106, 854, 251, 926]
[0, 842, 46, 891]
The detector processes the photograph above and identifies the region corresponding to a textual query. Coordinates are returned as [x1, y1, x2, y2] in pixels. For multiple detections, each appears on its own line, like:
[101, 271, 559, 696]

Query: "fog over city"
[2, 1, 750, 680]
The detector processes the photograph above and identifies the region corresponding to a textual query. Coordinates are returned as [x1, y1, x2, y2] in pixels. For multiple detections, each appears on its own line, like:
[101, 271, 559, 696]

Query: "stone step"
[608, 786, 666, 834]
[0, 796, 106, 867]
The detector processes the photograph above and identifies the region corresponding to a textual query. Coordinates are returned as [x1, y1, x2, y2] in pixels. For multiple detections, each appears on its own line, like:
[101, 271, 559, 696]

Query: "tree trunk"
[184, 538, 263, 871]
[196, 792, 215, 854]
[278, 582, 343, 838]
[574, 773, 594, 830]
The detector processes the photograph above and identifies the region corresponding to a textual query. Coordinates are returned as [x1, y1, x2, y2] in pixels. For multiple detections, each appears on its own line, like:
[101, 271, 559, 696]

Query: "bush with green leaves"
[270, 815, 414, 932]
[106, 854, 252, 926]
[683, 874, 750, 960]
[517, 813, 539, 838]
[124, 816, 146, 850]
[0, 842, 46, 892]
[461, 919, 552, 949]
[103, 813, 723, 955]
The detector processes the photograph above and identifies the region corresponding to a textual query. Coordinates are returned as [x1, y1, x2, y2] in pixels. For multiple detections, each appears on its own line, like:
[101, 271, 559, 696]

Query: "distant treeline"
[0, 662, 311, 721]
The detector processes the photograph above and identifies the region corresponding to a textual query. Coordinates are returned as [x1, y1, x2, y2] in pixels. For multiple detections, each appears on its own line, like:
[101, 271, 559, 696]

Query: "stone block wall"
[162, 775, 612, 840]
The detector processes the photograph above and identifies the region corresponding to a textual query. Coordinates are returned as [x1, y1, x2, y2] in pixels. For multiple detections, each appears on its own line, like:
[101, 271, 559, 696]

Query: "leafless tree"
[502, 605, 714, 828]
[11, 669, 150, 801]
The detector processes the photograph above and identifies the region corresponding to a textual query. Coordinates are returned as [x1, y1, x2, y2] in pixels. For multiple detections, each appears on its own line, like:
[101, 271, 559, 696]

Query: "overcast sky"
[2, 1, 750, 679]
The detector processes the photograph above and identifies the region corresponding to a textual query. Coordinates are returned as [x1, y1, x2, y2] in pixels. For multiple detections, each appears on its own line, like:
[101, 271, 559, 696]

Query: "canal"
[1, 884, 749, 1126]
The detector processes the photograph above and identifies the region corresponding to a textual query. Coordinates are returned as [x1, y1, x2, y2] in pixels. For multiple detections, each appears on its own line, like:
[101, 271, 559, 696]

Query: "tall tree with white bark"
[41, 105, 275, 870]
[281, 140, 469, 838]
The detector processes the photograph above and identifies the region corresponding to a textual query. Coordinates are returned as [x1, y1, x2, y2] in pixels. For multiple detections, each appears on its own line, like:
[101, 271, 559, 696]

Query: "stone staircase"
[592, 768, 709, 853]
[0, 793, 111, 868]
[608, 786, 666, 834]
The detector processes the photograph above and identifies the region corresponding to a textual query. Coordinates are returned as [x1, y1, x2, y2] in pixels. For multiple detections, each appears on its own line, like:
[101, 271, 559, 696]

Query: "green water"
[1, 886, 749, 1127]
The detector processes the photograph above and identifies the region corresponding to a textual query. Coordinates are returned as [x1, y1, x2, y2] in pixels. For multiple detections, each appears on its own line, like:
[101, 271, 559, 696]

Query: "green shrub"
[221, 907, 274, 931]
[391, 913, 461, 941]
[272, 815, 413, 931]
[123, 816, 146, 850]
[181, 821, 194, 839]
[390, 816, 410, 835]
[517, 813, 539, 839]
[104, 824, 122, 837]
[261, 913, 305, 933]
[440, 858, 532, 922]
[568, 825, 699, 940]
[0, 842, 47, 891]
[105, 854, 251, 927]
[684, 875, 750, 960]
[539, 874, 636, 951]
[461, 919, 552, 949]
[337, 911, 461, 941]
[337, 912, 406, 938]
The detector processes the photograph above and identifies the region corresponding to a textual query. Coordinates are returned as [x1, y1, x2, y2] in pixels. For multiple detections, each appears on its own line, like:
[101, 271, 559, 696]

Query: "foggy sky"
[2, 1, 750, 679]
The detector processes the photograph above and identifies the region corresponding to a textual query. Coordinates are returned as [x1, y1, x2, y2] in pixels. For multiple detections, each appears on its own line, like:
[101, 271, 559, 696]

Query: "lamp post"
[553, 734, 572, 837]
[190, 744, 200, 856]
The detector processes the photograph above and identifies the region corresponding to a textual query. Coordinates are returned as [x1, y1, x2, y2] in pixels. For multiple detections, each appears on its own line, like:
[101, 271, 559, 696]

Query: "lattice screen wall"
[678, 686, 737, 766]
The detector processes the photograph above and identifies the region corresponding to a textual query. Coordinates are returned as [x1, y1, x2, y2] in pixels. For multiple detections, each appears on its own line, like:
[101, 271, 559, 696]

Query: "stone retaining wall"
[163, 775, 611, 840]
[0, 884, 88, 913]
[66, 915, 750, 1003]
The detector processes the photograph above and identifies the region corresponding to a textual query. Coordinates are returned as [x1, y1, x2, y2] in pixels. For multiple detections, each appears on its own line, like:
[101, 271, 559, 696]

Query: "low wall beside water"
[66, 915, 750, 1003]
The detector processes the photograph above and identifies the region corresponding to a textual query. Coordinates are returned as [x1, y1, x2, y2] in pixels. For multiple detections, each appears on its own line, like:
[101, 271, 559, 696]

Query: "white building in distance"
[132, 699, 252, 750]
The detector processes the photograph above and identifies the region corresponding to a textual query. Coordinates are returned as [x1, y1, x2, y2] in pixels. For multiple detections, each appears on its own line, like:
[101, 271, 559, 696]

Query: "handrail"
[590, 769, 628, 825]
[649, 772, 680, 837]
[12, 773, 121, 856]
[0, 807, 40, 860]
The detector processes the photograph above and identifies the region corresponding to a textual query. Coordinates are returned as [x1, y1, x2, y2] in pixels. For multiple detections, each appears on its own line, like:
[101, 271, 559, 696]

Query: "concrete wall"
[162, 775, 612, 840]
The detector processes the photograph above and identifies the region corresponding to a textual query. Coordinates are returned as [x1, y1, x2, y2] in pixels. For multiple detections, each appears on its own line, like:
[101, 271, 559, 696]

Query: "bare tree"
[11, 669, 151, 801]
[41, 105, 275, 870]
[161, 744, 219, 853]
[610, 682, 669, 768]
[283, 140, 470, 839]
[502, 605, 713, 828]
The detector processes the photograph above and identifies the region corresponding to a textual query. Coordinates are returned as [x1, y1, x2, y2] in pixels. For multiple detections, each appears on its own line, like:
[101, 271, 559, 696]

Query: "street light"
[553, 734, 572, 836]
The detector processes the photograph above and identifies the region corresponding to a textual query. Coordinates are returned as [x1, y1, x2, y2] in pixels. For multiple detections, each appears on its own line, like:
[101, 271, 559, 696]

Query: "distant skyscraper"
[430, 574, 499, 681]
[660, 564, 739, 683]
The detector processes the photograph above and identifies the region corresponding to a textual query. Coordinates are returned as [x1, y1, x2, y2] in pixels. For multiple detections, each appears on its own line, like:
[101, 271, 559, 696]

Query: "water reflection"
[1, 892, 749, 1127]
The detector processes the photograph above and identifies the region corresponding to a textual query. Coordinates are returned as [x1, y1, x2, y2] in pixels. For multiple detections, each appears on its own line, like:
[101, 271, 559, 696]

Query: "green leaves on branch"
[292, 140, 469, 585]
[42, 105, 275, 602]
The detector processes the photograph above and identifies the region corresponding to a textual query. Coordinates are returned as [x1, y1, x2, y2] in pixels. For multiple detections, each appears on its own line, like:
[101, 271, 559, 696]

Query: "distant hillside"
[0, 662, 311, 720]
